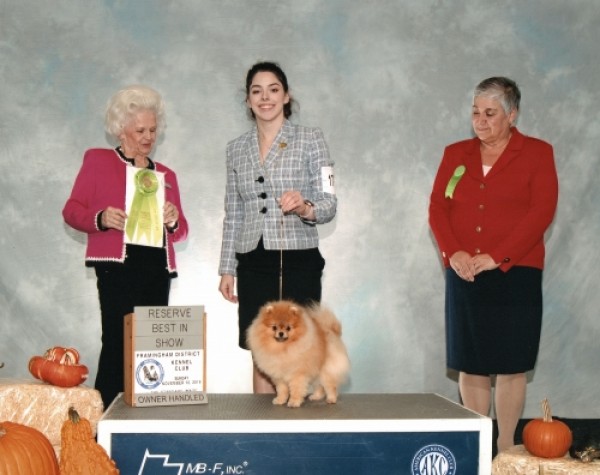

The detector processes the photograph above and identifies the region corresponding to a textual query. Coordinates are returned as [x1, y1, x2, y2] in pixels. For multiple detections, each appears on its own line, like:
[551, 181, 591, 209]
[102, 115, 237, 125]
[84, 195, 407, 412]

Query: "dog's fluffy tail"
[306, 303, 350, 383]
[306, 303, 342, 336]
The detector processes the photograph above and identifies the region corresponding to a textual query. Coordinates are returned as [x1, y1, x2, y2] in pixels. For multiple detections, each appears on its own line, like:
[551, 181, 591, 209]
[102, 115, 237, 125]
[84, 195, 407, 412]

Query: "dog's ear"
[290, 305, 299, 315]
[265, 305, 274, 314]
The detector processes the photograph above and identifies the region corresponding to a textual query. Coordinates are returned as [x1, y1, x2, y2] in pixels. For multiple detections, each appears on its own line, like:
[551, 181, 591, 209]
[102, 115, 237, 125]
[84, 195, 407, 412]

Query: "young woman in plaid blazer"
[218, 62, 337, 393]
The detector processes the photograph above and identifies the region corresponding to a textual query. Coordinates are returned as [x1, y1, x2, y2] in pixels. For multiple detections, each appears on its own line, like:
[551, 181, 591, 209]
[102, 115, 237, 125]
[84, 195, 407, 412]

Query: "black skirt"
[445, 266, 543, 375]
[235, 238, 325, 349]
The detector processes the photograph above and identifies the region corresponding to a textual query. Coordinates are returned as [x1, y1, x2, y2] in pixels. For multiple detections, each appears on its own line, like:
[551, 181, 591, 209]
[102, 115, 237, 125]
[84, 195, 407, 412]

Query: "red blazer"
[63, 148, 188, 274]
[429, 128, 558, 272]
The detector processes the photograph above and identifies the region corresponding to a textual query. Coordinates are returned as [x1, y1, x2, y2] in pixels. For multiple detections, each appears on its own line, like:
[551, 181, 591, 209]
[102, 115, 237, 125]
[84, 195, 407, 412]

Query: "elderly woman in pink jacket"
[63, 85, 188, 408]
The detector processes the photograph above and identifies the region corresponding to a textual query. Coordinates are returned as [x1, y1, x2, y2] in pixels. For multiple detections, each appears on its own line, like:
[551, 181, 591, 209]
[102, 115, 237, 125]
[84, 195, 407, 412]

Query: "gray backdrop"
[1, 0, 598, 418]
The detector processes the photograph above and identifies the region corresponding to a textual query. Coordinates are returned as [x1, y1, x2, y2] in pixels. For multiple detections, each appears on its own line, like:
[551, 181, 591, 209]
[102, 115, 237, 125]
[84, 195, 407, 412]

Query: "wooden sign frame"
[124, 306, 207, 407]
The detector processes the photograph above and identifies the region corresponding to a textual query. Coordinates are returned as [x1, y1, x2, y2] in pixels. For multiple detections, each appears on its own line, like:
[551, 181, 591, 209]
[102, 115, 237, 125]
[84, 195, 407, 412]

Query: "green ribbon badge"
[125, 169, 162, 246]
[445, 165, 466, 199]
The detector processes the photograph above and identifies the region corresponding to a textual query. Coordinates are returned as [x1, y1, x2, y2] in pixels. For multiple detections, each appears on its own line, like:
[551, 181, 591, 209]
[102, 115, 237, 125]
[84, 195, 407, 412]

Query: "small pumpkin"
[0, 421, 60, 474]
[29, 348, 88, 387]
[45, 346, 81, 364]
[60, 406, 119, 474]
[522, 398, 572, 458]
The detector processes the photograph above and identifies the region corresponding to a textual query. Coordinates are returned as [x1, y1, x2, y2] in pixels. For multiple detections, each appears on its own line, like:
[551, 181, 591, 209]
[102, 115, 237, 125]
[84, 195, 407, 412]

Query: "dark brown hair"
[245, 61, 294, 120]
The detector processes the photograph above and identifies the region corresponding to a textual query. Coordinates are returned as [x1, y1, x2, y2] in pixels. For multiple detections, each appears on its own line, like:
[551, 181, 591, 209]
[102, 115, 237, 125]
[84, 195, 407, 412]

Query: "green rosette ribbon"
[125, 169, 162, 246]
[444, 165, 466, 199]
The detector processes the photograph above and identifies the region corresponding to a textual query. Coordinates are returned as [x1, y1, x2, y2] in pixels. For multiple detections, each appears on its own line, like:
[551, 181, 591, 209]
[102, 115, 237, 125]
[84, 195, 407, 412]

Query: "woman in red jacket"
[63, 85, 188, 408]
[429, 77, 558, 453]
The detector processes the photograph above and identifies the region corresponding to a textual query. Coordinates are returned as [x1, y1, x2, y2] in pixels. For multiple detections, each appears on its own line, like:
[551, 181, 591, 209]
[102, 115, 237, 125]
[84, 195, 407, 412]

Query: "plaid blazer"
[219, 120, 336, 276]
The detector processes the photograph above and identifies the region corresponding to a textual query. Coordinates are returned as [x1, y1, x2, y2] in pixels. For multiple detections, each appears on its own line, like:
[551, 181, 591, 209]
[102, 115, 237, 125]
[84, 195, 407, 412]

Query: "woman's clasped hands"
[450, 251, 500, 282]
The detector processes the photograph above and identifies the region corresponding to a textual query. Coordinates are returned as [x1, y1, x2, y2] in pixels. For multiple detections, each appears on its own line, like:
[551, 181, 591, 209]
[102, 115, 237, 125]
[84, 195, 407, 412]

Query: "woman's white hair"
[104, 85, 166, 138]
[473, 77, 521, 116]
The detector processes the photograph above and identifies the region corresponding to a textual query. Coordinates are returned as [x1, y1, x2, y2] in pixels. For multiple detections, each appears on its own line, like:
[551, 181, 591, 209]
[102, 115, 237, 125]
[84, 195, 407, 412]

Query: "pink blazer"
[63, 148, 188, 274]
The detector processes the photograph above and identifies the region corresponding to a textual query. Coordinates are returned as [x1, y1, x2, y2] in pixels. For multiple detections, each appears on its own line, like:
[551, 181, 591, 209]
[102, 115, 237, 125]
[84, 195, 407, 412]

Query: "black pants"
[94, 264, 171, 408]
[236, 239, 325, 349]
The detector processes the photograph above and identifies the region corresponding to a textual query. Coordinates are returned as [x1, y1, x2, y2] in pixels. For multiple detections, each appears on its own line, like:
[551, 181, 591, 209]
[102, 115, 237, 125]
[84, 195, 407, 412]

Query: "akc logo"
[411, 444, 457, 475]
[136, 359, 164, 389]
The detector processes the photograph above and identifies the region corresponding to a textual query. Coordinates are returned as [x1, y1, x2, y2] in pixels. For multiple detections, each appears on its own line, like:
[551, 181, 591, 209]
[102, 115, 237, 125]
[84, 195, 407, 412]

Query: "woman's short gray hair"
[104, 85, 166, 138]
[474, 77, 521, 115]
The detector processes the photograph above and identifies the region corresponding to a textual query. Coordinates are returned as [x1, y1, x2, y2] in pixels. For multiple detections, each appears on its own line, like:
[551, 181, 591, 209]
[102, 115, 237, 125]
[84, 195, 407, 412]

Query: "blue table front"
[110, 431, 480, 474]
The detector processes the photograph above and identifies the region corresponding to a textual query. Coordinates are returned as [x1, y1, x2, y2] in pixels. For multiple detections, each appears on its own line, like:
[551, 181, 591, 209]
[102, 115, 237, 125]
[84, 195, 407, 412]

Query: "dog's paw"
[308, 386, 325, 401]
[272, 396, 287, 405]
[287, 398, 304, 408]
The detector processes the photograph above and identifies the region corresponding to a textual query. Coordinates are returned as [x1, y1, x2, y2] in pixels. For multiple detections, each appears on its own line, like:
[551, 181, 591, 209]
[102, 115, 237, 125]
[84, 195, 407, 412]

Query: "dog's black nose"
[275, 332, 288, 342]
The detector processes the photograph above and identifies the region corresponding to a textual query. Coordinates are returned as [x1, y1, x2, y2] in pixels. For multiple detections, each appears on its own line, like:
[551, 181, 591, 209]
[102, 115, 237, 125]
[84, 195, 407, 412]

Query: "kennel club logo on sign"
[124, 305, 207, 406]
[411, 444, 457, 475]
[136, 358, 164, 390]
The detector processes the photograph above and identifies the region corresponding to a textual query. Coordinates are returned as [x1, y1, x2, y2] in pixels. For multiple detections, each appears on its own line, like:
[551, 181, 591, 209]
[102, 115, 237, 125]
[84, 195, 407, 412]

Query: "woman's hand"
[471, 253, 500, 275]
[279, 190, 313, 219]
[219, 274, 238, 303]
[449, 250, 476, 282]
[101, 206, 127, 231]
[163, 201, 179, 228]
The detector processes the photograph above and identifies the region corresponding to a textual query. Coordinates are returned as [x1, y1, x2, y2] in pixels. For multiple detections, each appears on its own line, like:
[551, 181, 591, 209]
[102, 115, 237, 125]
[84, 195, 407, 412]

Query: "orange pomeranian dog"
[246, 300, 350, 408]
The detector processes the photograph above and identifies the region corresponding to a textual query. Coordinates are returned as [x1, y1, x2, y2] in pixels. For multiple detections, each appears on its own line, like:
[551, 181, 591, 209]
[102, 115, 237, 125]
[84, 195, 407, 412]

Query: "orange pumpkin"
[29, 349, 88, 387]
[0, 421, 59, 474]
[522, 398, 572, 458]
[60, 406, 119, 474]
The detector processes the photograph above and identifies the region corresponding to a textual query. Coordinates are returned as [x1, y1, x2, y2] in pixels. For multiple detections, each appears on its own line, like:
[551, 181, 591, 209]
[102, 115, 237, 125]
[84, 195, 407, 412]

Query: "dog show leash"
[279, 210, 284, 300]
[261, 139, 289, 301]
